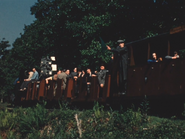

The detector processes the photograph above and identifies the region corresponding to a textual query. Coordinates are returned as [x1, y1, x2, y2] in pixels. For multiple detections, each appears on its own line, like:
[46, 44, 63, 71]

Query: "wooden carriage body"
[15, 25, 185, 103]
[125, 25, 185, 97]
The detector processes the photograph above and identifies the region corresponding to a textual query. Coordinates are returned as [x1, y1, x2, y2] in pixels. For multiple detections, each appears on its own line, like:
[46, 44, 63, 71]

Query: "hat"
[117, 39, 125, 43]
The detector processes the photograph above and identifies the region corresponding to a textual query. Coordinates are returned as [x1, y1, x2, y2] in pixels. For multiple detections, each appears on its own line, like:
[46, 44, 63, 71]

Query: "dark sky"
[0, 0, 37, 47]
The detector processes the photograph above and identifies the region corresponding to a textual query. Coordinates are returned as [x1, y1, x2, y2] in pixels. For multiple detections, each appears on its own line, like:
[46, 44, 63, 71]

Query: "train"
[14, 25, 185, 105]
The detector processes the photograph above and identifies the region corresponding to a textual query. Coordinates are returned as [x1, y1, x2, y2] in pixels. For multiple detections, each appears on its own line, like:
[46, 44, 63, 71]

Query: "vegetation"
[0, 1, 185, 138]
[0, 101, 185, 139]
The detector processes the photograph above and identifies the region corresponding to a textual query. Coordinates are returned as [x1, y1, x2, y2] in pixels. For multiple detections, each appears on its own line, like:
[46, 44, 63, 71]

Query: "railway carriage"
[15, 25, 185, 104]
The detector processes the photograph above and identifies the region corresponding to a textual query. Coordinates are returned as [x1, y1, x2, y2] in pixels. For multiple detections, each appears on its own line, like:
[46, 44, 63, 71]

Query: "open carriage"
[15, 25, 185, 104]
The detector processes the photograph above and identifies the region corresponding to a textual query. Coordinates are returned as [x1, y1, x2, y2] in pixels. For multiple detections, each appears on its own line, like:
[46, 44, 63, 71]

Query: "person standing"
[107, 39, 128, 95]
[85, 68, 96, 94]
[97, 64, 107, 88]
[96, 64, 107, 98]
[57, 69, 70, 90]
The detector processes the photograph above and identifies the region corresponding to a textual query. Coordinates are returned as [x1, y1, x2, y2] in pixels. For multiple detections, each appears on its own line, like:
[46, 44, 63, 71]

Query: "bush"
[0, 109, 17, 130]
[1, 101, 185, 139]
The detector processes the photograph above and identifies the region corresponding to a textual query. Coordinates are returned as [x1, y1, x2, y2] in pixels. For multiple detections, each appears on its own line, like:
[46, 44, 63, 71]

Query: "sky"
[0, 0, 38, 47]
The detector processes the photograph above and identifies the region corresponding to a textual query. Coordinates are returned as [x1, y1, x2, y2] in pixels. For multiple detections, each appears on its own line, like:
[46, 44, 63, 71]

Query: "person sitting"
[147, 53, 162, 64]
[165, 51, 180, 59]
[147, 53, 158, 63]
[86, 68, 97, 82]
[97, 64, 107, 88]
[85, 68, 96, 93]
[70, 67, 78, 78]
[20, 68, 39, 91]
[71, 67, 85, 96]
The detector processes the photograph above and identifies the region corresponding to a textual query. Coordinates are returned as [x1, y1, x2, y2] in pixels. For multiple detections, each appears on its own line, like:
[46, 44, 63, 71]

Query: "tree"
[80, 39, 112, 70]
[15, 0, 185, 69]
[0, 38, 10, 58]
[0, 38, 12, 93]
[1, 0, 185, 95]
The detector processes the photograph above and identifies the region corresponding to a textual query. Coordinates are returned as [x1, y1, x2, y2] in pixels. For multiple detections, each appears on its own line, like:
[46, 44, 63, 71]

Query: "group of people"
[19, 64, 109, 98]
[44, 39, 128, 96]
[18, 39, 128, 97]
[19, 66, 108, 99]
[19, 38, 181, 98]
[45, 64, 108, 96]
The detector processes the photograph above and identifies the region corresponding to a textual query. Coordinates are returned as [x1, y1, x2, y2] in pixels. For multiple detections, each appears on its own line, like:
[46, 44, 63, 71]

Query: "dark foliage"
[1, 0, 185, 96]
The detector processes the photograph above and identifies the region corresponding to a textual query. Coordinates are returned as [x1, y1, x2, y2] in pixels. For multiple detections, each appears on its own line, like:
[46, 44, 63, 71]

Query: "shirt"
[30, 71, 39, 80]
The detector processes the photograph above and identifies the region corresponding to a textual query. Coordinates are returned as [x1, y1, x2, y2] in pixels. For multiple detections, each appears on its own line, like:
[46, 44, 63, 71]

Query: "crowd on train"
[18, 39, 126, 97]
[19, 64, 108, 98]
[18, 40, 180, 97]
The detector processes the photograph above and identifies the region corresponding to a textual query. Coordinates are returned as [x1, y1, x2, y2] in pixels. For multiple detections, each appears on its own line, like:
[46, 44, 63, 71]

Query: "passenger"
[45, 70, 62, 96]
[75, 67, 86, 96]
[45, 74, 58, 84]
[147, 53, 158, 63]
[72, 67, 85, 96]
[77, 67, 85, 78]
[57, 69, 70, 90]
[45, 74, 58, 96]
[96, 64, 107, 98]
[165, 51, 180, 59]
[20, 68, 39, 91]
[28, 71, 34, 79]
[173, 51, 180, 59]
[68, 67, 78, 79]
[45, 69, 61, 84]
[97, 64, 107, 88]
[85, 68, 96, 93]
